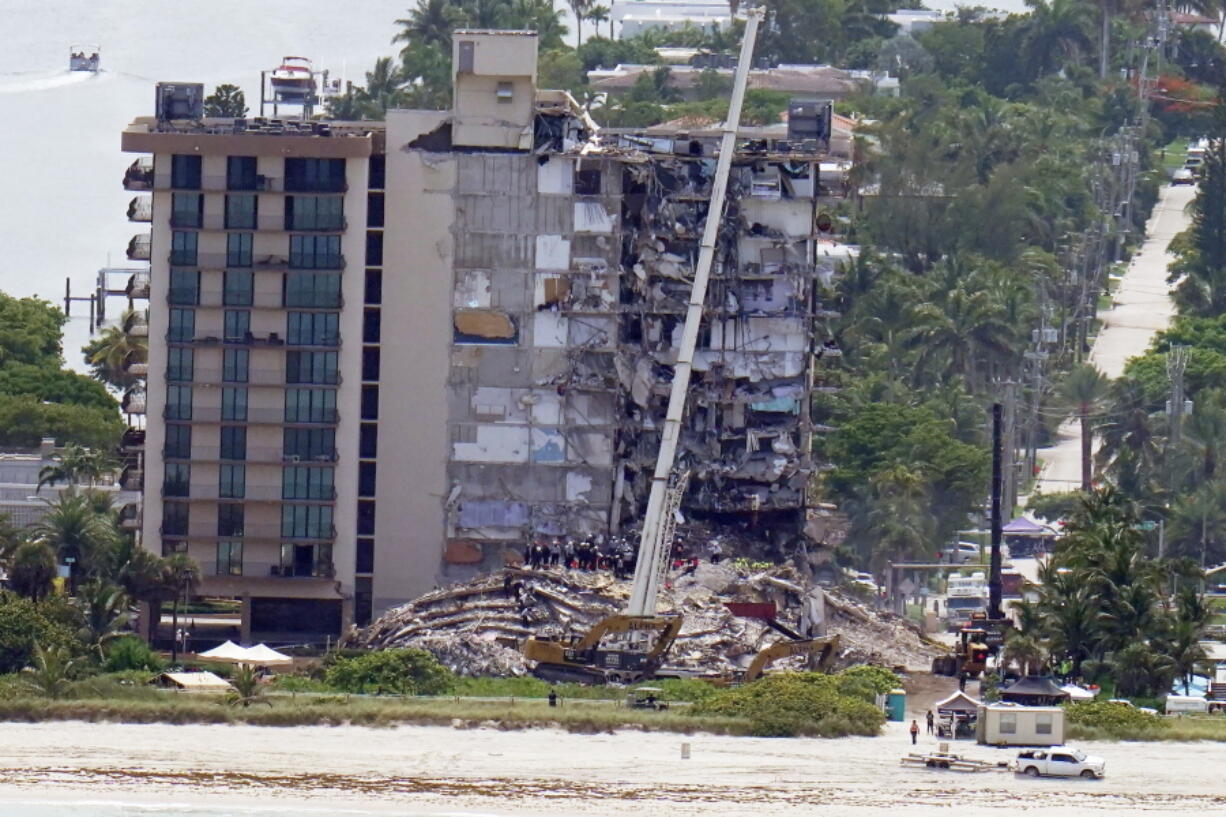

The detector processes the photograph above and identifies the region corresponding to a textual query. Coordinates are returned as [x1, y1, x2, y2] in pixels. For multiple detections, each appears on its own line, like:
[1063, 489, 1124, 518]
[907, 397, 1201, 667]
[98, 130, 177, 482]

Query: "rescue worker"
[910, 720, 920, 745]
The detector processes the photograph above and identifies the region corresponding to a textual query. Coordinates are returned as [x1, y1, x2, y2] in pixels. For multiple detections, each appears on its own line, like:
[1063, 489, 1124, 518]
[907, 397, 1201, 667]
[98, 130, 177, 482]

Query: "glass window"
[171, 193, 202, 228]
[358, 500, 375, 535]
[217, 503, 244, 537]
[999, 713, 1017, 735]
[358, 461, 376, 497]
[355, 575, 373, 625]
[362, 347, 380, 382]
[225, 194, 257, 230]
[286, 351, 338, 385]
[223, 348, 249, 383]
[281, 504, 334, 538]
[221, 387, 248, 421]
[220, 426, 247, 460]
[168, 308, 195, 342]
[169, 269, 199, 305]
[162, 502, 189, 535]
[166, 347, 193, 382]
[284, 273, 341, 308]
[286, 196, 344, 231]
[365, 269, 382, 304]
[219, 464, 245, 498]
[1035, 713, 1053, 735]
[164, 424, 191, 459]
[224, 309, 250, 342]
[282, 466, 334, 500]
[363, 309, 380, 343]
[368, 155, 385, 190]
[290, 234, 342, 269]
[163, 462, 190, 497]
[365, 231, 383, 266]
[166, 385, 192, 420]
[367, 192, 384, 228]
[284, 388, 336, 423]
[227, 233, 252, 267]
[287, 312, 339, 346]
[284, 427, 335, 461]
[284, 157, 345, 192]
[356, 538, 375, 574]
[170, 231, 198, 266]
[359, 423, 377, 458]
[171, 154, 201, 189]
[227, 156, 257, 191]
[217, 540, 243, 576]
[361, 385, 378, 420]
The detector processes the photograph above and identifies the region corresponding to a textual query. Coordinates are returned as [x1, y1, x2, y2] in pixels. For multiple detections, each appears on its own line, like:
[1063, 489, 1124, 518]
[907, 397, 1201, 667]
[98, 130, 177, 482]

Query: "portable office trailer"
[976, 704, 1064, 746]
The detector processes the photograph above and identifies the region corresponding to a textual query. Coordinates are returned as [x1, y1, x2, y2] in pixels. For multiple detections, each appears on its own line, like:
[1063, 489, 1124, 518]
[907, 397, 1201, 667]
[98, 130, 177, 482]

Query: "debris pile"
[358, 561, 940, 677]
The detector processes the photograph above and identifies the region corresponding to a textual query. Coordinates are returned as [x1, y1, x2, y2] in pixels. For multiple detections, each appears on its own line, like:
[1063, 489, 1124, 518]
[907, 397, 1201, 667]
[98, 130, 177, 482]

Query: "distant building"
[885, 9, 947, 36]
[0, 438, 128, 527]
[613, 0, 732, 38]
[588, 63, 865, 101]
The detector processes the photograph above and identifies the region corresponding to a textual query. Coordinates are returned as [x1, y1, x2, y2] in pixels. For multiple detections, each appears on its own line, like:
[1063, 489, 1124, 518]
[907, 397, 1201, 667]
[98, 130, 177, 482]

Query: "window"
[165, 424, 191, 459]
[217, 503, 245, 537]
[168, 308, 195, 342]
[356, 538, 375, 574]
[284, 273, 341, 307]
[1035, 713, 1053, 736]
[227, 156, 257, 191]
[287, 312, 339, 346]
[367, 192, 384, 227]
[166, 385, 192, 420]
[282, 466, 334, 500]
[362, 348, 380, 382]
[163, 463, 190, 497]
[363, 309, 381, 343]
[223, 348, 249, 383]
[286, 196, 344, 230]
[358, 462, 376, 497]
[365, 231, 383, 266]
[217, 541, 243, 576]
[171, 154, 201, 189]
[575, 168, 602, 195]
[361, 385, 379, 420]
[162, 502, 189, 535]
[225, 194, 257, 229]
[171, 193, 203, 227]
[166, 347, 193, 381]
[355, 576, 374, 626]
[224, 309, 250, 342]
[290, 234, 342, 269]
[221, 387, 248, 421]
[285, 157, 345, 192]
[220, 426, 247, 460]
[368, 155, 385, 190]
[281, 504, 334, 538]
[285, 388, 336, 423]
[162, 540, 188, 556]
[220, 464, 245, 499]
[284, 427, 336, 460]
[169, 269, 199, 305]
[364, 269, 382, 304]
[286, 351, 338, 385]
[999, 713, 1017, 735]
[358, 500, 376, 535]
[496, 81, 513, 102]
[359, 423, 377, 458]
[170, 231, 198, 266]
[227, 232, 253, 267]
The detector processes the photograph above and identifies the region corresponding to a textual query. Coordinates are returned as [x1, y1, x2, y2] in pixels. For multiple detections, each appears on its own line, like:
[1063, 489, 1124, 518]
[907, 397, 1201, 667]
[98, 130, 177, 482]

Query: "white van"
[1165, 695, 1209, 715]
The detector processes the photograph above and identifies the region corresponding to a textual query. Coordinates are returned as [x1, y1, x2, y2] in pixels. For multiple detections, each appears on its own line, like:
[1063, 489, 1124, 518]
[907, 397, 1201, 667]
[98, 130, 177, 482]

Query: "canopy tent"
[935, 690, 982, 714]
[198, 641, 292, 666]
[198, 640, 251, 663]
[1060, 684, 1097, 701]
[243, 643, 293, 666]
[1001, 676, 1070, 706]
[1002, 517, 1051, 535]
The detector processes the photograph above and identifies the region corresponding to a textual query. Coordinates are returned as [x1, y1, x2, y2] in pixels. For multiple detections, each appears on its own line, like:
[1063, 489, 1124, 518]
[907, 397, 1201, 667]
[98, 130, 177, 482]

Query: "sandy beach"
[0, 719, 1223, 816]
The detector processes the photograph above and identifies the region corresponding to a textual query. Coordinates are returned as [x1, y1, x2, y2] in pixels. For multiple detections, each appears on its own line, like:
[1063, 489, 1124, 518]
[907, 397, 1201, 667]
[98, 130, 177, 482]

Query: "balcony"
[127, 234, 151, 261]
[122, 352, 148, 378]
[189, 368, 287, 387]
[122, 390, 146, 415]
[174, 407, 337, 425]
[184, 291, 283, 309]
[165, 446, 288, 464]
[288, 253, 345, 271]
[119, 428, 146, 453]
[123, 311, 149, 338]
[205, 560, 336, 580]
[181, 484, 289, 502]
[127, 196, 152, 222]
[123, 158, 154, 191]
[118, 503, 141, 531]
[217, 524, 336, 544]
[190, 213, 345, 232]
[126, 271, 150, 299]
[153, 174, 283, 193]
[120, 466, 143, 491]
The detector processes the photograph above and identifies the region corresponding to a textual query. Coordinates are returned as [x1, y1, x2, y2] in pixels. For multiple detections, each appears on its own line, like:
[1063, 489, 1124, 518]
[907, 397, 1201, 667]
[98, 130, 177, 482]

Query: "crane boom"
[626, 9, 763, 617]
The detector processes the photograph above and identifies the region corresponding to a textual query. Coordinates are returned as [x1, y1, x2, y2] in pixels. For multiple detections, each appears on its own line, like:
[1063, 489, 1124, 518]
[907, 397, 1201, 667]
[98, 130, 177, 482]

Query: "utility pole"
[1002, 381, 1018, 515]
[989, 404, 1004, 623]
[1167, 344, 1189, 494]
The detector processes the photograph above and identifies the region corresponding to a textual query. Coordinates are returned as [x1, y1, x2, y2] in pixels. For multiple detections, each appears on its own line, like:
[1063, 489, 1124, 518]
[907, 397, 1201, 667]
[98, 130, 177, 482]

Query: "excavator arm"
[743, 635, 840, 682]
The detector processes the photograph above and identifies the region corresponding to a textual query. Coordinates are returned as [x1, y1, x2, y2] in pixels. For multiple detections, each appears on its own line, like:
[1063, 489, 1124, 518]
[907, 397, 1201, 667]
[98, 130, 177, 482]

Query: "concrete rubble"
[358, 557, 940, 677]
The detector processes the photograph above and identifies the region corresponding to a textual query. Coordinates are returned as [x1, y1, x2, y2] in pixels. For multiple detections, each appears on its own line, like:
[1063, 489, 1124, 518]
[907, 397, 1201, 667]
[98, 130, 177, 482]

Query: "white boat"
[270, 56, 315, 99]
[69, 44, 100, 73]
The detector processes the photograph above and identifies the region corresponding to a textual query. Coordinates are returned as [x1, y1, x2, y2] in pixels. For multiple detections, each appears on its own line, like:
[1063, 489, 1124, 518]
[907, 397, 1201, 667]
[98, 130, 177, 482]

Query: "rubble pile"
[359, 561, 941, 677]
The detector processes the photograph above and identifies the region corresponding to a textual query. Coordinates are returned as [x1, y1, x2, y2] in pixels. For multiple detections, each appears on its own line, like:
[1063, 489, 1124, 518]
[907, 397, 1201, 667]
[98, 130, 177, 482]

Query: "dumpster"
[886, 689, 907, 722]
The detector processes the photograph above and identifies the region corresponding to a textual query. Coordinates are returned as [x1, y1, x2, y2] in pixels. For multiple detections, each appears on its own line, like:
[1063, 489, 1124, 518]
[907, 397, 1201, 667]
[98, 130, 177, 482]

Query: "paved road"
[1031, 184, 1195, 496]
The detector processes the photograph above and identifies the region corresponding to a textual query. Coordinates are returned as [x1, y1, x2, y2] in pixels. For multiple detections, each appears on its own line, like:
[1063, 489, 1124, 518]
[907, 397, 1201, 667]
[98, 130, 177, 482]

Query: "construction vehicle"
[742, 635, 841, 682]
[932, 615, 991, 678]
[520, 10, 764, 685]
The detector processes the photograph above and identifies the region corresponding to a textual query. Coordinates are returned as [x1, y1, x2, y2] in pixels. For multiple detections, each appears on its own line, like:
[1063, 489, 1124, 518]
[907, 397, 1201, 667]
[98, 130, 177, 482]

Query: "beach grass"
[1068, 716, 1226, 743]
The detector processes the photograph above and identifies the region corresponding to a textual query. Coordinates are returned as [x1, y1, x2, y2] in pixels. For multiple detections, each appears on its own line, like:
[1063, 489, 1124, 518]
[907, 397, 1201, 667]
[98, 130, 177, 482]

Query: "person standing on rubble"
[564, 539, 575, 569]
[709, 540, 723, 564]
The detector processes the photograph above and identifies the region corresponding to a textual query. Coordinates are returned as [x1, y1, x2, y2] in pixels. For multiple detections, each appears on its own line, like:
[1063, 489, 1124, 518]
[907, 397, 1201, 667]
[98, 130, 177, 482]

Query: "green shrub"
[693, 672, 885, 737]
[0, 593, 77, 674]
[271, 674, 333, 693]
[103, 637, 165, 673]
[1064, 700, 1167, 738]
[835, 665, 900, 702]
[324, 648, 454, 695]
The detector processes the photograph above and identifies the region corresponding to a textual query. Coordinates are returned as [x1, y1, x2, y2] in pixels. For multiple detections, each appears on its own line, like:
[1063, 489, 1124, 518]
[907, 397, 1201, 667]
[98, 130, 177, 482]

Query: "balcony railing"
[165, 446, 289, 463]
[121, 468, 143, 491]
[175, 407, 338, 425]
[123, 158, 154, 191]
[288, 254, 345, 270]
[189, 213, 345, 232]
[189, 368, 287, 387]
[154, 174, 284, 193]
[127, 196, 152, 222]
[126, 271, 150, 299]
[120, 428, 146, 452]
[122, 391, 147, 415]
[127, 234, 151, 261]
[205, 560, 336, 579]
[183, 484, 288, 502]
[219, 524, 336, 542]
[189, 290, 283, 309]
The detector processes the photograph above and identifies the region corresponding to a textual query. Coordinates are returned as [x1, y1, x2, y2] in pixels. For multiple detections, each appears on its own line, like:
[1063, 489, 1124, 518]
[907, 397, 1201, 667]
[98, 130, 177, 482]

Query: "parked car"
[941, 542, 981, 564]
[1173, 167, 1196, 185]
[1014, 747, 1105, 778]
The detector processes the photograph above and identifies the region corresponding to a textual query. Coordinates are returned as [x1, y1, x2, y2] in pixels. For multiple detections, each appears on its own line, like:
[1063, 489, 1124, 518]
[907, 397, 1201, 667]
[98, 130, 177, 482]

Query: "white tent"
[198, 640, 252, 663]
[244, 643, 293, 666]
[1060, 684, 1097, 701]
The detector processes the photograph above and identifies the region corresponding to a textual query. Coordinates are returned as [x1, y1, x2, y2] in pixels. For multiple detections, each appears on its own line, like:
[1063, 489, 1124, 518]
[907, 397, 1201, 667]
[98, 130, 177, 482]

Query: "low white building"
[977, 704, 1065, 747]
[613, 0, 732, 37]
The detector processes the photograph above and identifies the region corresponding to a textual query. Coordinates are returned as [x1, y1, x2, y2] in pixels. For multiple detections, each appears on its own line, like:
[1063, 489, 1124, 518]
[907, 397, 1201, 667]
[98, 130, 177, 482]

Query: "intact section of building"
[122, 30, 852, 636]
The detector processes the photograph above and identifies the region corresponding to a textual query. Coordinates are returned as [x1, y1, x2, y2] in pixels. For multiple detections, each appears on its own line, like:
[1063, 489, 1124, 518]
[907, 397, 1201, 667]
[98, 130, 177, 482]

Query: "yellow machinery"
[932, 626, 990, 678]
[743, 635, 841, 682]
[522, 614, 684, 684]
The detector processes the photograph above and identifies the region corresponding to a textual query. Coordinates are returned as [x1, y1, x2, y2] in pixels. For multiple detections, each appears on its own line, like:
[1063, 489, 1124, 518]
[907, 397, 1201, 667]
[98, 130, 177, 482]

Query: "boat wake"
[0, 69, 104, 95]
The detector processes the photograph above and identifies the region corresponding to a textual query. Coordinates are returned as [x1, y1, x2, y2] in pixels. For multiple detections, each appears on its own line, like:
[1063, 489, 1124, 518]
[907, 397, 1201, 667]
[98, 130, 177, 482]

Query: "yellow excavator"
[521, 614, 684, 685]
[742, 635, 841, 682]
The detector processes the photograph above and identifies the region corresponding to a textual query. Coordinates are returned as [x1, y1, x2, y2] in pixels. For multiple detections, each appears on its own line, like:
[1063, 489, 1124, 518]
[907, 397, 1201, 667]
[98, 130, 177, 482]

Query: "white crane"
[626, 9, 763, 617]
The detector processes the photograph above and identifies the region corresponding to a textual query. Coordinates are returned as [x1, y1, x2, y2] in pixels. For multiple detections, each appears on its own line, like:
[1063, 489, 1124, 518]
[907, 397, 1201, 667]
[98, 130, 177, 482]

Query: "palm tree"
[227, 664, 271, 708]
[907, 284, 1018, 391]
[75, 581, 132, 660]
[164, 553, 201, 663]
[1020, 0, 1095, 78]
[568, 0, 593, 46]
[32, 493, 118, 591]
[7, 540, 56, 602]
[1059, 364, 1110, 491]
[586, 4, 611, 39]
[1096, 376, 1163, 496]
[202, 84, 248, 118]
[21, 644, 79, 700]
[82, 319, 147, 391]
[37, 444, 117, 492]
[1162, 618, 1208, 695]
[395, 0, 460, 51]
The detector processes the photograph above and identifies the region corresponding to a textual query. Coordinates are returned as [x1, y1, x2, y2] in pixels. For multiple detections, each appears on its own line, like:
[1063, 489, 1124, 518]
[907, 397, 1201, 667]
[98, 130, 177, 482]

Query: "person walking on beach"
[926, 710, 934, 734]
[910, 720, 920, 745]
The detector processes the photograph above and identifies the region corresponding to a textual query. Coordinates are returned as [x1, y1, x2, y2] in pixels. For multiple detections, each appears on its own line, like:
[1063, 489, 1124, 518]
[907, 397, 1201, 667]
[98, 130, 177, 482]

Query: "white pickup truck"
[1014, 747, 1106, 779]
